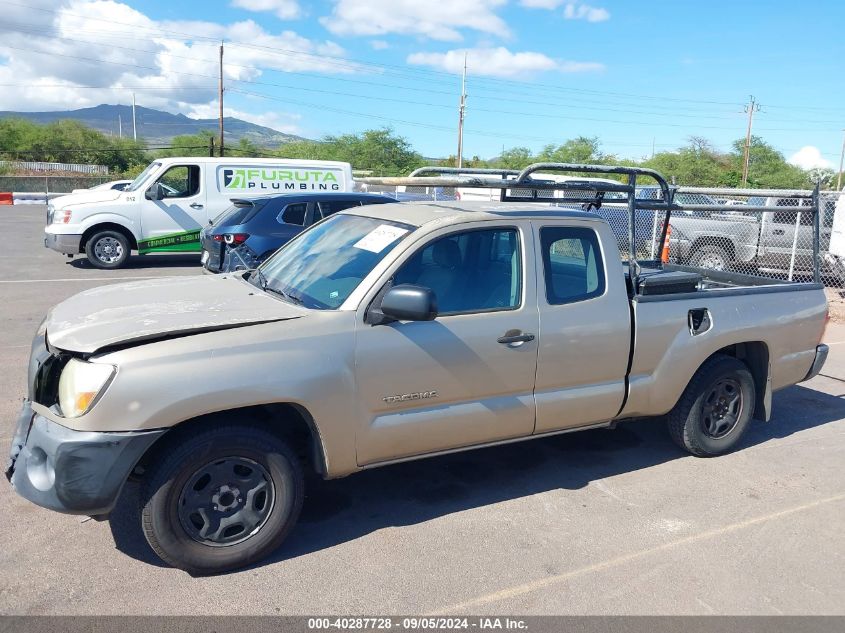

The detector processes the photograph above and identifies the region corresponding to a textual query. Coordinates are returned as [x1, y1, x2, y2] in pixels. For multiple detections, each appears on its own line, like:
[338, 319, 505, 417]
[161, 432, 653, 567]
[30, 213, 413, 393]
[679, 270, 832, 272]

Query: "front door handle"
[190, 203, 204, 209]
[773, 229, 785, 235]
[497, 330, 535, 345]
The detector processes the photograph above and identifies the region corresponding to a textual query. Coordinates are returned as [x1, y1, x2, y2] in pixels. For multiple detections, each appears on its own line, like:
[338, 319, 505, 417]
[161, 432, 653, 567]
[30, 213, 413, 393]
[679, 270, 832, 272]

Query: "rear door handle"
[190, 203, 204, 209]
[497, 331, 535, 345]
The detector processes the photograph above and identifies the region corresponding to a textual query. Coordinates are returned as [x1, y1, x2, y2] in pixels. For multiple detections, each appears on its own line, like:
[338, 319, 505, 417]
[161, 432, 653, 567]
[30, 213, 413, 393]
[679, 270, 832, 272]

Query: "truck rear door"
[532, 219, 632, 433]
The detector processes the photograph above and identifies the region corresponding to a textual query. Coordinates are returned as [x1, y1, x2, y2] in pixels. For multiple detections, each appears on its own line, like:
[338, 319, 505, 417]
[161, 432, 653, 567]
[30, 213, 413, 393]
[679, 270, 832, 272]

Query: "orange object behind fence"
[0, 192, 13, 205]
[661, 224, 672, 263]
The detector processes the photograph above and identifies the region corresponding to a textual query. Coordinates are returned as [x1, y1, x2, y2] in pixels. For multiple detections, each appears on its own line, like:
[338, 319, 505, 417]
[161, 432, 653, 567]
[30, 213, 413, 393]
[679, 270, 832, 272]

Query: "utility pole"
[456, 53, 467, 168]
[741, 95, 760, 187]
[218, 41, 225, 157]
[837, 129, 845, 191]
[131, 92, 137, 141]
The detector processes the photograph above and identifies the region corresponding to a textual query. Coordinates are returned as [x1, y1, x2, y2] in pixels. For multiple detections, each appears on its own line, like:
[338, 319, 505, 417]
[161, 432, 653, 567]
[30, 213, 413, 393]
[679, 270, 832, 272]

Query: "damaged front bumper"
[6, 399, 165, 516]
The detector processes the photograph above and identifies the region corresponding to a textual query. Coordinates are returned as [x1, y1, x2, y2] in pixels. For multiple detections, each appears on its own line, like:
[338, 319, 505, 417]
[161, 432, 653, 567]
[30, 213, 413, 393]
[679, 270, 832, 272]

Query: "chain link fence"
[622, 187, 843, 287]
[360, 175, 845, 288]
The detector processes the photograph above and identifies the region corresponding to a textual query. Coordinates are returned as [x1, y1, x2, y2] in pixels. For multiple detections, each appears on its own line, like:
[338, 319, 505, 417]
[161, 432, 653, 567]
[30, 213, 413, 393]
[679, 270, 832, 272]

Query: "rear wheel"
[667, 354, 756, 457]
[85, 230, 130, 269]
[139, 425, 304, 575]
[689, 244, 730, 271]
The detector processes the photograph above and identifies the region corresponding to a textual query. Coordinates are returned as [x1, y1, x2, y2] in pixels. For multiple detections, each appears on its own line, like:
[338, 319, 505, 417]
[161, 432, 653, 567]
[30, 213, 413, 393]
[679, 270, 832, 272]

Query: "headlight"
[58, 359, 115, 418]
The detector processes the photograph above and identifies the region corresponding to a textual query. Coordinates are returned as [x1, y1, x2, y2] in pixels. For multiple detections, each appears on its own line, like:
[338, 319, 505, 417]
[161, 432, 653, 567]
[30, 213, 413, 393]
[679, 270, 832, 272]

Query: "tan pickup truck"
[7, 164, 829, 574]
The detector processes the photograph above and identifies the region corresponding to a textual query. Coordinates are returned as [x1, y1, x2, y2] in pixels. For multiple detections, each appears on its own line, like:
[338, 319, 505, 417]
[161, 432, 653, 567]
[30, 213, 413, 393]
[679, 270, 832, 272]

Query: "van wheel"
[667, 354, 756, 457]
[85, 230, 130, 269]
[690, 244, 729, 271]
[139, 425, 304, 575]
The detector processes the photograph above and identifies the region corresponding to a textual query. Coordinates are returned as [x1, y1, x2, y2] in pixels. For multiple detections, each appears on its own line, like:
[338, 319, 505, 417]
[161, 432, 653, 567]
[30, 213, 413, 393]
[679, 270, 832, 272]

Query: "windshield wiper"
[253, 267, 268, 290]
[265, 285, 304, 306]
[254, 270, 304, 306]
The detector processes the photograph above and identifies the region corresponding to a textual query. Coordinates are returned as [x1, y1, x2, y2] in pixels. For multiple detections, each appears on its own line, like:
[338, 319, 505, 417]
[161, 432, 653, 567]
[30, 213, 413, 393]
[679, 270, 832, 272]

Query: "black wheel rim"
[177, 456, 275, 547]
[701, 377, 743, 439]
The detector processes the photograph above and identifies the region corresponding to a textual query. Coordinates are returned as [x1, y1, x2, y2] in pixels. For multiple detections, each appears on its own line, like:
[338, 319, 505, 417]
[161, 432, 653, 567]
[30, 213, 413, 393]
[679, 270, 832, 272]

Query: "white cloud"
[0, 0, 357, 126]
[230, 0, 302, 19]
[370, 40, 390, 50]
[563, 2, 610, 22]
[789, 146, 833, 170]
[320, 0, 509, 41]
[520, 0, 562, 7]
[407, 47, 604, 78]
[520, 0, 610, 21]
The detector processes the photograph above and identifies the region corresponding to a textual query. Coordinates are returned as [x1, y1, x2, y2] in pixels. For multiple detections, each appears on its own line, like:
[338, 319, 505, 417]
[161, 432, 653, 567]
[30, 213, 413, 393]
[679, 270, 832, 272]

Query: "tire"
[139, 425, 304, 575]
[690, 244, 730, 271]
[85, 230, 130, 269]
[667, 354, 756, 457]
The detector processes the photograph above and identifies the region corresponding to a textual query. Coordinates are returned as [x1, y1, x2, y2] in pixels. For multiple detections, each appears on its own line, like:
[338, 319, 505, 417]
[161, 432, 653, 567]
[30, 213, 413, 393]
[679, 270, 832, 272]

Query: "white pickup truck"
[8, 164, 829, 574]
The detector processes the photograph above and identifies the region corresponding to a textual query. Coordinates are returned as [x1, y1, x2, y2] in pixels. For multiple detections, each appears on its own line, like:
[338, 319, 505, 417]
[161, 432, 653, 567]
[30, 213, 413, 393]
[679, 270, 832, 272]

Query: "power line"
[4, 18, 843, 124]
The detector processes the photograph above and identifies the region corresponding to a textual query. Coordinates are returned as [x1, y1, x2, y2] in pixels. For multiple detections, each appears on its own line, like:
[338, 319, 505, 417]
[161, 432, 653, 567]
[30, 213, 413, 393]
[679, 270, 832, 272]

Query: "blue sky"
[0, 0, 843, 167]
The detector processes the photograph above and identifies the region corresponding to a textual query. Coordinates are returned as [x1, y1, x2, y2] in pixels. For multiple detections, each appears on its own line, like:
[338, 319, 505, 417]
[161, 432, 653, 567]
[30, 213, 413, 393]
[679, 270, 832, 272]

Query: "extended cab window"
[279, 203, 307, 226]
[773, 199, 815, 226]
[394, 228, 521, 315]
[157, 165, 200, 198]
[541, 226, 605, 305]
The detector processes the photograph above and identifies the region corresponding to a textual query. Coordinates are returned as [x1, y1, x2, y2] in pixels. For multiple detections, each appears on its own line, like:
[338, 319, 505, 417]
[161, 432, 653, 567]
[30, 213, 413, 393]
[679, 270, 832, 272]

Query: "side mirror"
[145, 183, 164, 201]
[379, 285, 438, 322]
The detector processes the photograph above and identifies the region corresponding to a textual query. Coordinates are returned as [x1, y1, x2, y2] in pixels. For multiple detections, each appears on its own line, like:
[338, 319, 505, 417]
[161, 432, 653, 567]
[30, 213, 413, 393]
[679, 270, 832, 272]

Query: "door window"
[773, 199, 814, 226]
[157, 165, 200, 198]
[540, 226, 605, 305]
[278, 203, 307, 226]
[393, 228, 521, 315]
[317, 199, 361, 220]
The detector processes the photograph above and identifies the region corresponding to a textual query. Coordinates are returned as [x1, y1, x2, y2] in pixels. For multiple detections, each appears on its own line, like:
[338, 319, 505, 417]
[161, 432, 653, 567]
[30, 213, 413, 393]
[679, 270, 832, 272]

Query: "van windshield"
[257, 214, 414, 310]
[126, 162, 162, 192]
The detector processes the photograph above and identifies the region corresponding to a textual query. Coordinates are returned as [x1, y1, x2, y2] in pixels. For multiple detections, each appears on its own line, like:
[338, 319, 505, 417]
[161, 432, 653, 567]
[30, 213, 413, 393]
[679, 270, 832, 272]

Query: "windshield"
[258, 214, 414, 310]
[126, 162, 161, 192]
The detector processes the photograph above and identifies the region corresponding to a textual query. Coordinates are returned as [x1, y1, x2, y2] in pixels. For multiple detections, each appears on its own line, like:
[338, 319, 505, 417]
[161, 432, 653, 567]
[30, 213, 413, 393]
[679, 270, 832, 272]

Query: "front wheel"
[139, 425, 304, 575]
[667, 354, 756, 457]
[85, 230, 130, 269]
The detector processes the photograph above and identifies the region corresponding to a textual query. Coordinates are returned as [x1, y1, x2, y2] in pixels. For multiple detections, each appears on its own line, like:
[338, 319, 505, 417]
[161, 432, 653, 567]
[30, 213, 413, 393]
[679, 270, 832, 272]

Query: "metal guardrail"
[359, 162, 824, 286]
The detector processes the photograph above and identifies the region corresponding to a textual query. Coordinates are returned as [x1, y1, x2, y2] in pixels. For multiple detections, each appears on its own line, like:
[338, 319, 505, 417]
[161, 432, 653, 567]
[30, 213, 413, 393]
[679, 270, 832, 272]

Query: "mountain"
[0, 104, 306, 148]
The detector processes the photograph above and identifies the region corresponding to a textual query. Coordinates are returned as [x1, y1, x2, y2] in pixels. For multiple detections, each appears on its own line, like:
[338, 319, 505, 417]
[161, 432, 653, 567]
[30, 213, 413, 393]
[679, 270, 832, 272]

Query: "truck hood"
[51, 189, 123, 208]
[45, 274, 304, 354]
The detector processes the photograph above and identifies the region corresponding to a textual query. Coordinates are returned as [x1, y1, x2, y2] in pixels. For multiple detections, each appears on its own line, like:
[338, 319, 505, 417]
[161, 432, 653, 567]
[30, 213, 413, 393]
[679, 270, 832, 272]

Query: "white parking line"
[0, 276, 165, 283]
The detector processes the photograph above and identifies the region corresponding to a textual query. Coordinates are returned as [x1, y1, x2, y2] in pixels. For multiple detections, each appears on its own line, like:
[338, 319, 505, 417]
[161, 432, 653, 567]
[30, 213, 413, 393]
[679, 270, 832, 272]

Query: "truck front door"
[139, 163, 207, 253]
[354, 223, 540, 465]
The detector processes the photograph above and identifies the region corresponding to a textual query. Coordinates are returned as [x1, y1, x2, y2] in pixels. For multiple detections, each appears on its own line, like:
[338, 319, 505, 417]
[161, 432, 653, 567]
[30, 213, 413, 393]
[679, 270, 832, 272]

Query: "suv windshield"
[258, 214, 413, 309]
[126, 162, 161, 192]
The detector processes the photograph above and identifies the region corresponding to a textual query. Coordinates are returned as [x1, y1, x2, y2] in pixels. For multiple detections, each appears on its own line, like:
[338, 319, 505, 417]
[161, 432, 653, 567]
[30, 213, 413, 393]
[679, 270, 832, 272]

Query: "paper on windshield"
[353, 224, 409, 253]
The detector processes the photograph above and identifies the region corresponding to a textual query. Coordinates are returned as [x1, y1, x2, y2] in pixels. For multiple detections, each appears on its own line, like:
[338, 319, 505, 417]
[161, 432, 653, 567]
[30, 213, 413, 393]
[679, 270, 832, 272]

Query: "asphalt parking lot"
[1, 204, 844, 615]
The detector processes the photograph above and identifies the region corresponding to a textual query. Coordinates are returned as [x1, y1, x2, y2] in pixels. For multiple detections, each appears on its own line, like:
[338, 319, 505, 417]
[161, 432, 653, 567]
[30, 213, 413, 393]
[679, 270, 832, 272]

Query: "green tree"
[155, 130, 215, 158]
[275, 128, 425, 176]
[537, 136, 606, 164]
[729, 136, 810, 189]
[493, 146, 535, 170]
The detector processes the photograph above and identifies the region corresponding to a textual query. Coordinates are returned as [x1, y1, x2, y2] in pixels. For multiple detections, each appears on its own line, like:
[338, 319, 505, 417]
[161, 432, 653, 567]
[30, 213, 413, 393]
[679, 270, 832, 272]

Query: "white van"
[45, 157, 354, 268]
